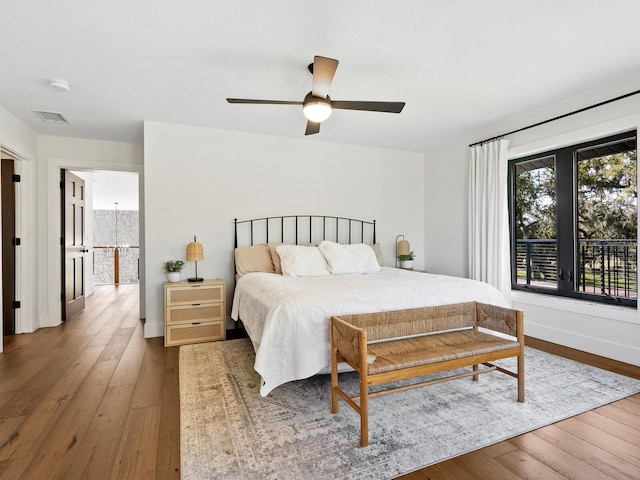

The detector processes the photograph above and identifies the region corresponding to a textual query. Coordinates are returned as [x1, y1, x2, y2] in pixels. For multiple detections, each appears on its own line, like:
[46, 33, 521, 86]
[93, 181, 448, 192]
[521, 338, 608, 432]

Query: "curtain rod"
[469, 87, 640, 148]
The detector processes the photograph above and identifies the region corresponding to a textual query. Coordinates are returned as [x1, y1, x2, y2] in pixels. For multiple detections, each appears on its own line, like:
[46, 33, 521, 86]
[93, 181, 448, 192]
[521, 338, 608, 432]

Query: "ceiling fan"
[226, 56, 406, 135]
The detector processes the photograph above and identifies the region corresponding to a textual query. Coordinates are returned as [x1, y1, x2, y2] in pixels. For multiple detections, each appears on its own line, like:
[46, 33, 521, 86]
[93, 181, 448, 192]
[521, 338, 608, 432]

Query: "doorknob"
[81, 248, 89, 253]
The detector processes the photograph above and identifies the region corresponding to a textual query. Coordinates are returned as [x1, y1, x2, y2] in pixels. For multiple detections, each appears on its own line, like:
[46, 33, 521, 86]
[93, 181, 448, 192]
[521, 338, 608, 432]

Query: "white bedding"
[231, 267, 508, 396]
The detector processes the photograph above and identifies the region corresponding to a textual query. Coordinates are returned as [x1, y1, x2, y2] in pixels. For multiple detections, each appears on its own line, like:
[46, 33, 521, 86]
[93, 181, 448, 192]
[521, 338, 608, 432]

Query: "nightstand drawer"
[166, 303, 224, 325]
[166, 283, 224, 306]
[165, 321, 225, 346]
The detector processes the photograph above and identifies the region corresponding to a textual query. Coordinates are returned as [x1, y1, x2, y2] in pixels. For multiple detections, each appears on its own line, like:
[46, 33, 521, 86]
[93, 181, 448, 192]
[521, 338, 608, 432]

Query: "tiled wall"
[93, 209, 140, 284]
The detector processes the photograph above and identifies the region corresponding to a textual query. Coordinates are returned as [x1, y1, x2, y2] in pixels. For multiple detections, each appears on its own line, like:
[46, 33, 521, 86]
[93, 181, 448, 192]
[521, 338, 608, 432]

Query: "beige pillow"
[235, 244, 275, 277]
[267, 242, 283, 274]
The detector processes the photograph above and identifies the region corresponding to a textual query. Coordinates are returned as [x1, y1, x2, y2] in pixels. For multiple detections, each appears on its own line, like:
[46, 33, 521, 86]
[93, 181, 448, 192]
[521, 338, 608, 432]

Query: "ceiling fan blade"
[305, 121, 321, 136]
[331, 100, 405, 113]
[226, 98, 302, 105]
[311, 56, 339, 99]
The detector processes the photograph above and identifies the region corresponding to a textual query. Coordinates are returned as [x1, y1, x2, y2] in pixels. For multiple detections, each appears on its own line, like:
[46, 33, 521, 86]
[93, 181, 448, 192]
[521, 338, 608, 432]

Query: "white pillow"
[372, 243, 385, 267]
[318, 241, 381, 275]
[276, 244, 330, 277]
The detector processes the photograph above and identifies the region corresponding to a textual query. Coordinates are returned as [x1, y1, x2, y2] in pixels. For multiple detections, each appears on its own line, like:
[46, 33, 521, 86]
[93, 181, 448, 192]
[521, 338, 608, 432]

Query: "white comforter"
[231, 267, 508, 396]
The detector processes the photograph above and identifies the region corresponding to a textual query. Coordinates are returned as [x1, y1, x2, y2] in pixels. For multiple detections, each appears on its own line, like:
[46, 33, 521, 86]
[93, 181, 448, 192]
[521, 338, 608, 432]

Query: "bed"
[231, 215, 509, 396]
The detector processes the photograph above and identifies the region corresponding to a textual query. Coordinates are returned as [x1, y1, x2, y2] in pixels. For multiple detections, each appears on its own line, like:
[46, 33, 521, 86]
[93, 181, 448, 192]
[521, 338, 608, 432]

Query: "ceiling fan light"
[303, 102, 332, 122]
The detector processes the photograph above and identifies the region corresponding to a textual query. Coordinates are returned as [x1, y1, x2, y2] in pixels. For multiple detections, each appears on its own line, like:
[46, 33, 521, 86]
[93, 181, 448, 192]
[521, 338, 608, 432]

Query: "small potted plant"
[398, 251, 415, 270]
[163, 260, 185, 282]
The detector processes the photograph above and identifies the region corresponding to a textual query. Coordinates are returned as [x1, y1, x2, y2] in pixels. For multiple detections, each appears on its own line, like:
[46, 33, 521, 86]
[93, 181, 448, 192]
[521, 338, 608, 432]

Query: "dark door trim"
[2, 158, 16, 336]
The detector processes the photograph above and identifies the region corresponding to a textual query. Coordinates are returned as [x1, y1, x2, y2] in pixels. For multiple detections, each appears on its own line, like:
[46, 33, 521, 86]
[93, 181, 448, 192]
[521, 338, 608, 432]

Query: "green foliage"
[514, 164, 556, 240]
[515, 150, 637, 241]
[163, 260, 185, 272]
[398, 251, 415, 261]
[576, 151, 637, 240]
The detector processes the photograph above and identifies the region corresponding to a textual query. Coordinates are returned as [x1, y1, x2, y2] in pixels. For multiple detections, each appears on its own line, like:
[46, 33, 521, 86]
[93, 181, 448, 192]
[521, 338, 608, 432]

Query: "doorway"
[60, 169, 140, 323]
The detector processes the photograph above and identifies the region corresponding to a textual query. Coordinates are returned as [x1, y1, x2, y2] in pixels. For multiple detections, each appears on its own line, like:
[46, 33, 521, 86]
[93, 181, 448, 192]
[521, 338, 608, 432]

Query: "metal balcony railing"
[93, 246, 140, 285]
[515, 239, 557, 287]
[578, 239, 637, 298]
[515, 239, 637, 299]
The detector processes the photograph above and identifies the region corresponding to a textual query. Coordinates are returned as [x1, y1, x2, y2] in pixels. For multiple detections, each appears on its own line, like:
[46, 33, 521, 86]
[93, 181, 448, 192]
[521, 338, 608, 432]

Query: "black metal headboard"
[234, 215, 376, 248]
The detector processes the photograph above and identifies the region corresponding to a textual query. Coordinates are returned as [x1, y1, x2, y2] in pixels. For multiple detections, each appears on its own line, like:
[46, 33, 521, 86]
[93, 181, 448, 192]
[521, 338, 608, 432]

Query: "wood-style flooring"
[397, 340, 640, 479]
[0, 284, 179, 480]
[0, 284, 638, 479]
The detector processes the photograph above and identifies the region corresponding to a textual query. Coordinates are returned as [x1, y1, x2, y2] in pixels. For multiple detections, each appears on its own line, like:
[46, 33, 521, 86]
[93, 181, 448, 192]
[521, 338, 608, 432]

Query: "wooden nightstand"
[164, 279, 226, 347]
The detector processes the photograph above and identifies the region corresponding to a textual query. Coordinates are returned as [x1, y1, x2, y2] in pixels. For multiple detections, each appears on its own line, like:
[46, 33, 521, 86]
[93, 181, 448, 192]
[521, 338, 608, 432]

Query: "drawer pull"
[192, 322, 202, 325]
[192, 303, 201, 306]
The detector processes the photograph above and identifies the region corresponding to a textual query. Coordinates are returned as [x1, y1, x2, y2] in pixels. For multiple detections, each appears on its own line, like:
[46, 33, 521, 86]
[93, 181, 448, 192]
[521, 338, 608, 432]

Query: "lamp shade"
[186, 238, 204, 261]
[397, 239, 411, 257]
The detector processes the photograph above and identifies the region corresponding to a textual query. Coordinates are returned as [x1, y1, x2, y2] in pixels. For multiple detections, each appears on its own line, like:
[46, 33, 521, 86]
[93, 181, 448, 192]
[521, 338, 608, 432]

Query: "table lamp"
[186, 235, 204, 282]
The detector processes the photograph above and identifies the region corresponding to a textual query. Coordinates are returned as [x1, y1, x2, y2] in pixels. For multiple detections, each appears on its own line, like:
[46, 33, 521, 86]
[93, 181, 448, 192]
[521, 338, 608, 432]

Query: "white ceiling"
[73, 170, 139, 211]
[91, 170, 139, 211]
[2, 1, 640, 153]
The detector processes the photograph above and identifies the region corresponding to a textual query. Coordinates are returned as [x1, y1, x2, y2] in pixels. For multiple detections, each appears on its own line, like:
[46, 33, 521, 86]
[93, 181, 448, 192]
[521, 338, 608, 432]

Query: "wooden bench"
[330, 301, 524, 446]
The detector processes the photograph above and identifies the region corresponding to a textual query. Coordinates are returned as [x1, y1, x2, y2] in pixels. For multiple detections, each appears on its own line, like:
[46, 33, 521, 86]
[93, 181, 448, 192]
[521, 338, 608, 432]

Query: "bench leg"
[517, 352, 525, 402]
[331, 347, 339, 414]
[472, 364, 479, 381]
[360, 375, 368, 447]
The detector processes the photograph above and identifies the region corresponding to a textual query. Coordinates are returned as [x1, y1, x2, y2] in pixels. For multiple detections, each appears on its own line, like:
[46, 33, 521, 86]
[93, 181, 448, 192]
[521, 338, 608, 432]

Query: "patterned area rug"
[179, 338, 640, 480]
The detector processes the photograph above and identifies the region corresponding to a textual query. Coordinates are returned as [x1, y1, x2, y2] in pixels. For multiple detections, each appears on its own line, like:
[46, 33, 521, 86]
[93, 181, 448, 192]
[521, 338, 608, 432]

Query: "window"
[509, 131, 637, 307]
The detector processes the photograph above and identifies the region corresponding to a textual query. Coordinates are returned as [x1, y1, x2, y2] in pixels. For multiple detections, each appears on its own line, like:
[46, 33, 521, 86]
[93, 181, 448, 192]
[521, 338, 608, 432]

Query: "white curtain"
[468, 139, 511, 304]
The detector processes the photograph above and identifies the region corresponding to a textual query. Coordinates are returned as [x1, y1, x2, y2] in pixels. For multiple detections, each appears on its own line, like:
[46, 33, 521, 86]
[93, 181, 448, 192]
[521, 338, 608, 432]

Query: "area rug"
[179, 338, 640, 480]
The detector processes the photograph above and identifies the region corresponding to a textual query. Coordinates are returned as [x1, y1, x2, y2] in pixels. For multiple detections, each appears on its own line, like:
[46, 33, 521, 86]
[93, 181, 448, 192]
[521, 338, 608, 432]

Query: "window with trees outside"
[509, 130, 637, 307]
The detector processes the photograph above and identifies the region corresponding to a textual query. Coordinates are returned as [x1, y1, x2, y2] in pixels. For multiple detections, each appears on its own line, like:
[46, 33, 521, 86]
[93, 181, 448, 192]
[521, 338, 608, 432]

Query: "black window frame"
[508, 130, 637, 308]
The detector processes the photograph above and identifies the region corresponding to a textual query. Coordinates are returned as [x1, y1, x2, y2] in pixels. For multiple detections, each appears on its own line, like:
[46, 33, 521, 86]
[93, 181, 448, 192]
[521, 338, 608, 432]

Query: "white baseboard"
[144, 320, 164, 339]
[526, 321, 640, 367]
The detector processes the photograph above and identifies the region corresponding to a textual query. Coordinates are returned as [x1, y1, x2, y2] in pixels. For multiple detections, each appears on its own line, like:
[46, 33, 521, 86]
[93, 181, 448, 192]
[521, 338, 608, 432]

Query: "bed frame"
[234, 215, 376, 248]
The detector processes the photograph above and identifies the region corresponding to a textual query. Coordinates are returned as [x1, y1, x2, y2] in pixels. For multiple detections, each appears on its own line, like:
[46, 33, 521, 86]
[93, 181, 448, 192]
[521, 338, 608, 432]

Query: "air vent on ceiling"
[33, 110, 69, 123]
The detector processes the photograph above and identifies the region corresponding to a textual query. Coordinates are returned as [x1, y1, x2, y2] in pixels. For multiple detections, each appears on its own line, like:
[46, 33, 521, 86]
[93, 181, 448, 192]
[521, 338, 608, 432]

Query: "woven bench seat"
[367, 330, 520, 375]
[330, 301, 525, 447]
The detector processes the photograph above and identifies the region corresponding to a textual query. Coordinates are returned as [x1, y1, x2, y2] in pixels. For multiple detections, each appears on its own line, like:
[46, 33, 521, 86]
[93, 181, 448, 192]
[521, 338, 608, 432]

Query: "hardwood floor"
[0, 284, 638, 479]
[0, 284, 179, 480]
[397, 338, 640, 480]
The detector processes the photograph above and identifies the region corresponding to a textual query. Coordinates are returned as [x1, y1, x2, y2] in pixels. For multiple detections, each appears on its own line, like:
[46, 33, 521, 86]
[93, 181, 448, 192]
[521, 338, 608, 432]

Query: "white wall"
[0, 106, 38, 345]
[0, 105, 37, 160]
[144, 122, 425, 337]
[424, 144, 469, 277]
[38, 135, 143, 330]
[424, 94, 640, 367]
